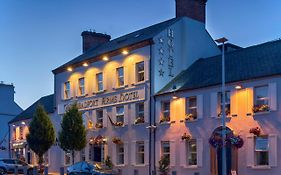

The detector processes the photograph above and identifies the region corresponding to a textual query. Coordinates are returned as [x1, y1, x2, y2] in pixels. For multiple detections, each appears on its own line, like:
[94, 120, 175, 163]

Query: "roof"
[158, 39, 281, 95]
[52, 18, 182, 74]
[9, 94, 54, 123]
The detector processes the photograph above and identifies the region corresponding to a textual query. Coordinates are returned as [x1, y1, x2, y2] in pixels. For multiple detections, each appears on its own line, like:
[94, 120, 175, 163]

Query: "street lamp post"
[215, 37, 228, 175]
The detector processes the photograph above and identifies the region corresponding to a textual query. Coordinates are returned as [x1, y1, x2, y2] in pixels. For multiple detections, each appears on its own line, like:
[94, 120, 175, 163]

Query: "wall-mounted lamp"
[21, 121, 26, 125]
[82, 62, 89, 67]
[122, 50, 129, 55]
[12, 124, 15, 127]
[235, 85, 242, 90]
[67, 67, 73, 72]
[102, 56, 109, 61]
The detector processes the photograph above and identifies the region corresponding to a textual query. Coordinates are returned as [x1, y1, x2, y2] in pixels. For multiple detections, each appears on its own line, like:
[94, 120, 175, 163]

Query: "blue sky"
[0, 0, 280, 109]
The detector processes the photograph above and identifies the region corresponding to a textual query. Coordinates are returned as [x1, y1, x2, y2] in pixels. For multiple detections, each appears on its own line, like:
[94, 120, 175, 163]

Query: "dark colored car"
[0, 159, 33, 174]
[67, 162, 117, 175]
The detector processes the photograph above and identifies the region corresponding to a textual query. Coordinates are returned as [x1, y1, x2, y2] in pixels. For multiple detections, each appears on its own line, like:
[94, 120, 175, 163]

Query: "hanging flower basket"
[89, 135, 106, 145]
[95, 122, 103, 129]
[181, 133, 191, 141]
[134, 117, 145, 124]
[229, 136, 244, 148]
[112, 137, 123, 144]
[160, 116, 170, 123]
[185, 113, 196, 121]
[252, 104, 270, 113]
[114, 121, 124, 127]
[249, 127, 261, 136]
[209, 134, 244, 149]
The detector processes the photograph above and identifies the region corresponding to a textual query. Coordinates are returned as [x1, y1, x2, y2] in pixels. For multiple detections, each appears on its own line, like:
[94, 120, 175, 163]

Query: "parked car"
[0, 159, 33, 175]
[67, 161, 117, 175]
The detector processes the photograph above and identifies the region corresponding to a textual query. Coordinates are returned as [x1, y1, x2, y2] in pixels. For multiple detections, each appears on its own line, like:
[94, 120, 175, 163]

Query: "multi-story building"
[9, 94, 62, 173]
[0, 82, 22, 158]
[155, 40, 281, 175]
[52, 0, 220, 174]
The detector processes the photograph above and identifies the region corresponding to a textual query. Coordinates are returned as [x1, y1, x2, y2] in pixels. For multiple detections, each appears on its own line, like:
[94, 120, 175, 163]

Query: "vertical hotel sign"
[58, 87, 145, 114]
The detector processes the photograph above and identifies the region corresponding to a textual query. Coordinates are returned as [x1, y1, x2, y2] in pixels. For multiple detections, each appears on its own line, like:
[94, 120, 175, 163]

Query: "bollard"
[23, 166, 28, 175]
[44, 167, 48, 175]
[33, 166, 37, 175]
[14, 165, 18, 175]
[60, 167, 64, 175]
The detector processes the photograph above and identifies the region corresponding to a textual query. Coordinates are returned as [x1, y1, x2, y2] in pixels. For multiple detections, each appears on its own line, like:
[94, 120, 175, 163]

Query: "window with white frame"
[136, 61, 144, 82]
[218, 91, 230, 117]
[186, 139, 197, 166]
[80, 148, 86, 161]
[96, 110, 103, 128]
[161, 141, 170, 162]
[135, 102, 144, 124]
[116, 106, 124, 125]
[78, 78, 85, 96]
[160, 101, 170, 123]
[64, 81, 71, 99]
[254, 136, 269, 166]
[186, 97, 197, 120]
[96, 73, 103, 92]
[116, 143, 124, 165]
[64, 151, 71, 165]
[254, 86, 269, 113]
[136, 141, 145, 165]
[116, 67, 124, 87]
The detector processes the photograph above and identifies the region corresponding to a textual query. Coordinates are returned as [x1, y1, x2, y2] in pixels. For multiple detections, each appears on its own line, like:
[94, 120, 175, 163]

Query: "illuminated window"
[136, 141, 145, 165]
[160, 101, 170, 122]
[254, 136, 269, 166]
[96, 73, 103, 92]
[161, 141, 170, 161]
[254, 86, 269, 113]
[218, 91, 230, 117]
[186, 97, 197, 120]
[78, 78, 85, 96]
[116, 106, 124, 125]
[136, 61, 145, 82]
[136, 102, 144, 123]
[64, 81, 71, 99]
[116, 67, 124, 87]
[186, 139, 197, 165]
[116, 143, 124, 165]
[96, 110, 103, 128]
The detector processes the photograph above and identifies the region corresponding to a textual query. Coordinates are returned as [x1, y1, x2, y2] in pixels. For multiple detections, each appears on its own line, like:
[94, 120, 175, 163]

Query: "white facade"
[53, 17, 219, 174]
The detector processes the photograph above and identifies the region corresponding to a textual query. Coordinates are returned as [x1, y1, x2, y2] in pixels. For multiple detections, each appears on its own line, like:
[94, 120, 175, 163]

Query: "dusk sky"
[0, 0, 281, 109]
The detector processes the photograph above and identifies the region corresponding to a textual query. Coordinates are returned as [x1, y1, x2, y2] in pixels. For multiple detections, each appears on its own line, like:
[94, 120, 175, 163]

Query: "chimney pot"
[81, 31, 111, 53]
[175, 0, 207, 24]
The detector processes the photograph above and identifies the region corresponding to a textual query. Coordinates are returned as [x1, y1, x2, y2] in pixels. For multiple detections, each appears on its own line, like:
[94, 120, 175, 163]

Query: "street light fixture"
[215, 37, 228, 175]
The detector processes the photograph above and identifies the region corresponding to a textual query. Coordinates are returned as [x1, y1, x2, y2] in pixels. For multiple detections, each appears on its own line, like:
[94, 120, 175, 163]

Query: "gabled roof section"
[158, 39, 281, 95]
[53, 18, 182, 74]
[9, 94, 54, 123]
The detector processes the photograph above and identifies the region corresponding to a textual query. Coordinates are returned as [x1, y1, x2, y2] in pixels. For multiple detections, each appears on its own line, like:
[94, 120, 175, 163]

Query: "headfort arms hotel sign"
[58, 87, 146, 114]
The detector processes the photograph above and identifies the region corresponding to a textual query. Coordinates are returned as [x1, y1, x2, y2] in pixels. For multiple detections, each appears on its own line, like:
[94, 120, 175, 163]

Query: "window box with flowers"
[134, 117, 145, 125]
[185, 113, 197, 121]
[95, 122, 103, 129]
[252, 104, 270, 114]
[112, 137, 123, 145]
[181, 133, 192, 141]
[114, 121, 124, 127]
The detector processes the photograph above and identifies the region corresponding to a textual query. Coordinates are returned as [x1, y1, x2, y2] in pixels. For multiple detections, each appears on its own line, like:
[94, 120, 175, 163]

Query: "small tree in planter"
[104, 156, 113, 170]
[158, 156, 170, 175]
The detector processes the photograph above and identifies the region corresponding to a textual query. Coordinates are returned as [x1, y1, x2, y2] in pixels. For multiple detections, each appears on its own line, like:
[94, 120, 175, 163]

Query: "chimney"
[81, 31, 111, 53]
[175, 0, 207, 23]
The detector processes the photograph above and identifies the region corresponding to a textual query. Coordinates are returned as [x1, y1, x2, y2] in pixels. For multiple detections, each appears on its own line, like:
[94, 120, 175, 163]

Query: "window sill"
[253, 111, 271, 116]
[133, 122, 148, 126]
[113, 85, 129, 90]
[132, 80, 148, 86]
[115, 164, 126, 167]
[62, 97, 73, 101]
[250, 165, 271, 169]
[159, 121, 172, 125]
[133, 164, 146, 167]
[181, 119, 198, 123]
[216, 115, 231, 119]
[93, 90, 106, 95]
[114, 125, 127, 129]
[76, 94, 88, 98]
[182, 165, 199, 169]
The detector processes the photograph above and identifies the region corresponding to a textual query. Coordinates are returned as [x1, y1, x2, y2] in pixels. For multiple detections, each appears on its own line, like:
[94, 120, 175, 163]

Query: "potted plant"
[181, 133, 191, 141]
[160, 116, 170, 123]
[104, 156, 113, 170]
[249, 127, 261, 136]
[115, 121, 124, 127]
[134, 117, 145, 124]
[229, 135, 244, 149]
[252, 104, 270, 113]
[158, 156, 170, 175]
[185, 113, 196, 121]
[112, 137, 123, 144]
[95, 122, 103, 129]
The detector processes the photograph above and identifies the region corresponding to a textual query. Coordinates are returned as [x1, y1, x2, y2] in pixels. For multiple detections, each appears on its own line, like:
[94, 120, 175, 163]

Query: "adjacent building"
[0, 82, 22, 158]
[8, 94, 62, 173]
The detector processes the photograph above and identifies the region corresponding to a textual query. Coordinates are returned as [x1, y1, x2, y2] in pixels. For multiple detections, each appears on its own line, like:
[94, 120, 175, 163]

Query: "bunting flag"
[107, 114, 115, 126]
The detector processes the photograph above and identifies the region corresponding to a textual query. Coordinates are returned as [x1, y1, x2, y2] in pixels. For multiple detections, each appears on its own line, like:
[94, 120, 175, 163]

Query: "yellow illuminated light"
[83, 62, 89, 67]
[102, 56, 109, 61]
[235, 85, 242, 90]
[21, 121, 25, 125]
[67, 67, 73, 72]
[122, 50, 129, 55]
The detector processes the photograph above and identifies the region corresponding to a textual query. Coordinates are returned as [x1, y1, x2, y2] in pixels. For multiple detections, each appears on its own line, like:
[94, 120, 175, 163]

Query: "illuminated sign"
[58, 87, 145, 114]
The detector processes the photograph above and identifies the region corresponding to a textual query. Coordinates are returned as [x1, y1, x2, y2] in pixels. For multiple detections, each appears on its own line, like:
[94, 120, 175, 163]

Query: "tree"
[26, 105, 55, 165]
[58, 103, 87, 164]
[158, 156, 170, 175]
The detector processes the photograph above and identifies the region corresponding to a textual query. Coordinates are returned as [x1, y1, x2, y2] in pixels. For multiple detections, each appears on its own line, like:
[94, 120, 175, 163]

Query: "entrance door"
[93, 145, 102, 162]
[217, 147, 232, 175]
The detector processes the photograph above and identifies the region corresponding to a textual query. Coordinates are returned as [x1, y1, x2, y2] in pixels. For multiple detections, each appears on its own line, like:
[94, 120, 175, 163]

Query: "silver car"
[0, 159, 33, 175]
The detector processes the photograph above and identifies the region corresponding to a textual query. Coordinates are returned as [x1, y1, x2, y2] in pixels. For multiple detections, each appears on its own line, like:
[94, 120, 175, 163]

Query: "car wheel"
[0, 167, 6, 175]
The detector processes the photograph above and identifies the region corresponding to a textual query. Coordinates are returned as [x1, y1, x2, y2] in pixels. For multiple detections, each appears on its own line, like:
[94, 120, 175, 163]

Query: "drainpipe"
[8, 124, 11, 158]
